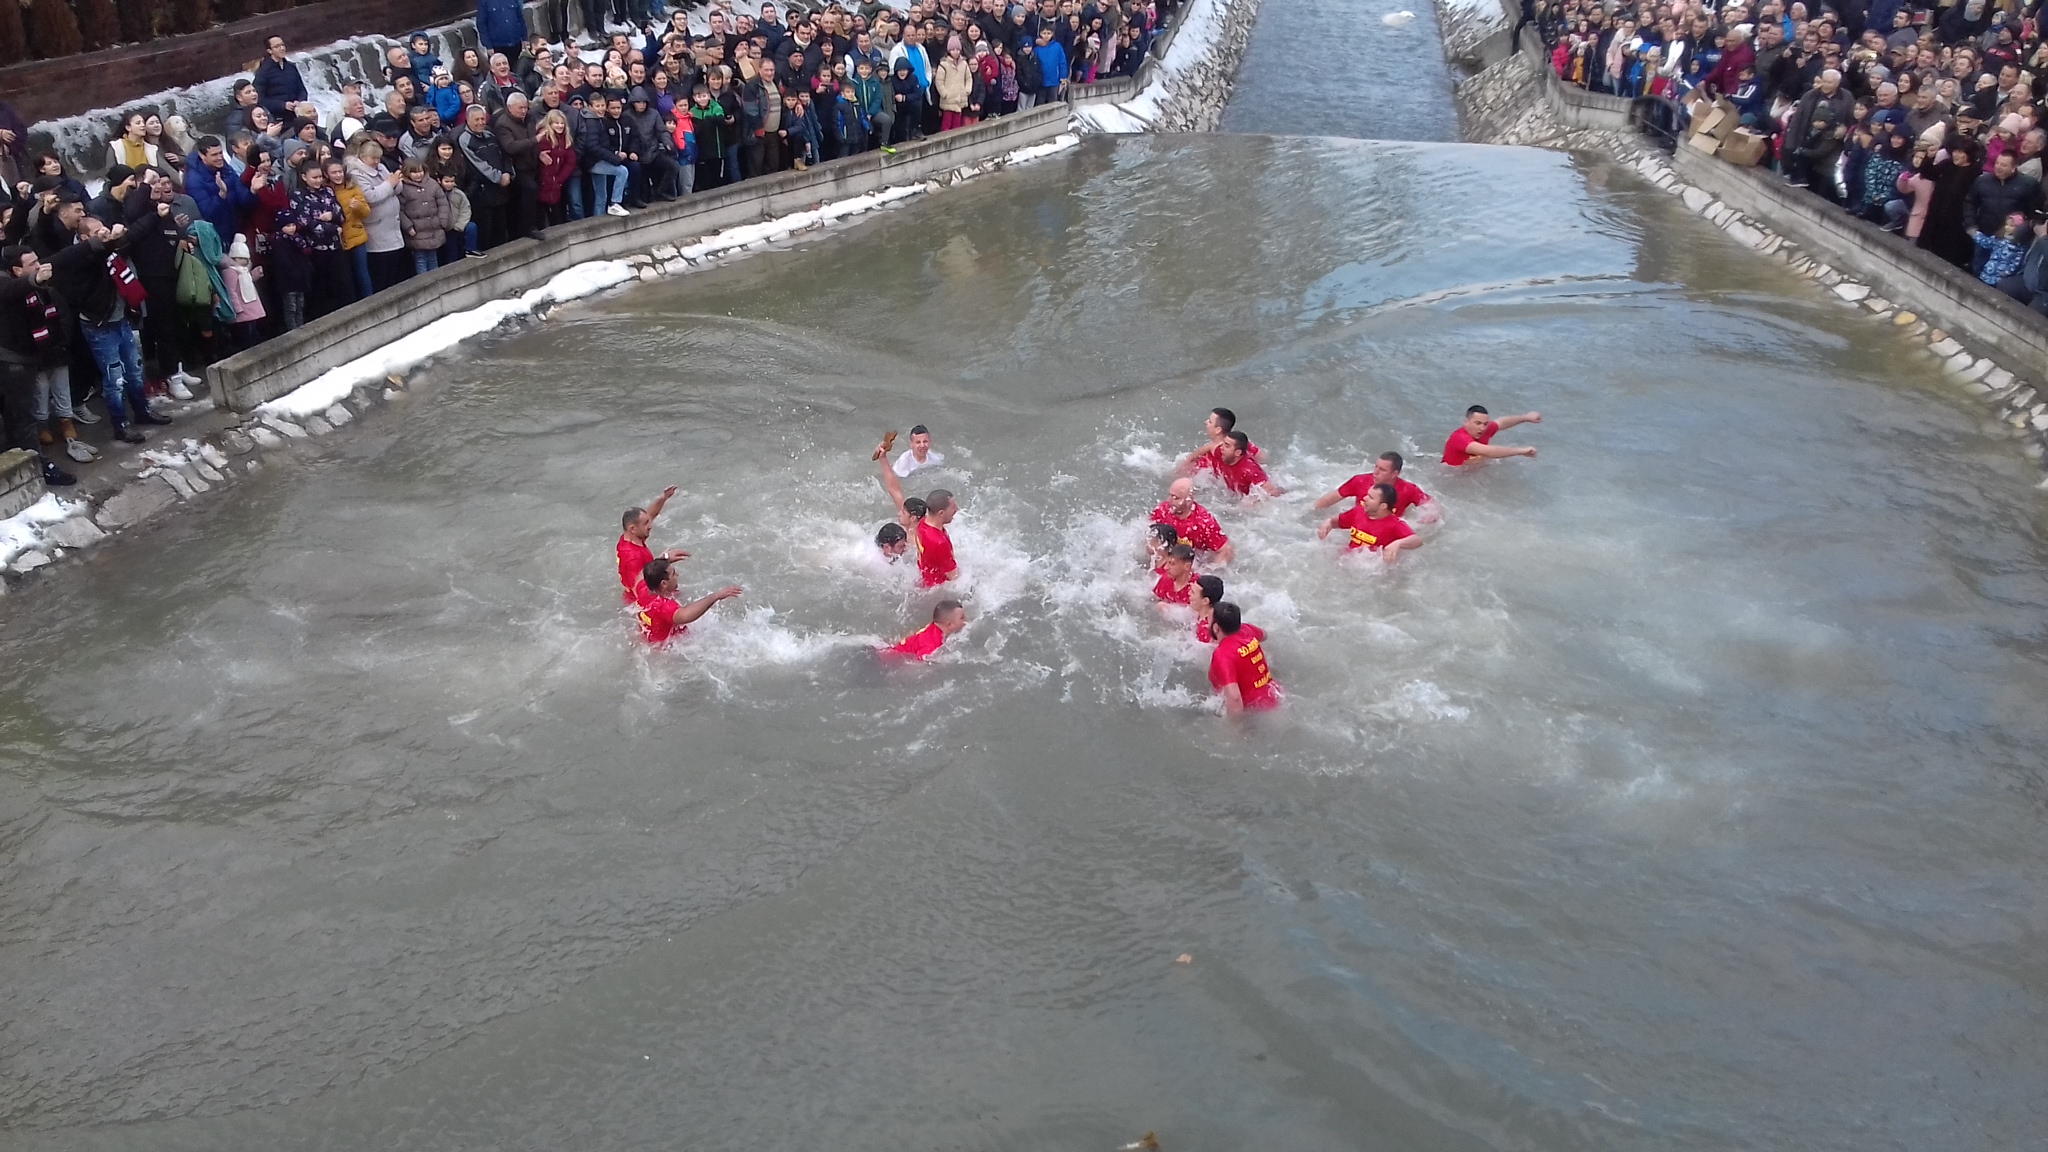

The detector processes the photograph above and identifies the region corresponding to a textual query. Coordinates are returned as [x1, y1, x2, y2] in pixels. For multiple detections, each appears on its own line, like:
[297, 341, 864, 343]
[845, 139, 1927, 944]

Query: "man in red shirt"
[915, 488, 959, 587]
[1207, 602, 1280, 714]
[1314, 451, 1439, 523]
[886, 599, 967, 660]
[1443, 405, 1541, 466]
[633, 558, 744, 645]
[1150, 477, 1235, 561]
[1191, 431, 1283, 498]
[1181, 406, 1261, 471]
[1153, 543, 1197, 604]
[617, 485, 691, 603]
[1318, 482, 1424, 565]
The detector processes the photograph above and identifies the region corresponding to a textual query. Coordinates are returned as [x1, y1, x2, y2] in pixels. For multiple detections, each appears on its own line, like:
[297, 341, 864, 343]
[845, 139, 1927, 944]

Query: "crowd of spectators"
[1538, 0, 2048, 312]
[0, 0, 1176, 488]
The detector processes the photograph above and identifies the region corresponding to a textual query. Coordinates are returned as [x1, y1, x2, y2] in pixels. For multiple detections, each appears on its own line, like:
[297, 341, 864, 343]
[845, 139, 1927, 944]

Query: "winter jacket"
[184, 161, 258, 246]
[397, 176, 451, 251]
[933, 57, 974, 112]
[333, 178, 371, 248]
[48, 235, 129, 326]
[289, 185, 344, 252]
[573, 109, 626, 166]
[1963, 170, 2042, 235]
[120, 193, 186, 282]
[848, 75, 887, 118]
[475, 0, 527, 48]
[625, 90, 673, 158]
[1033, 41, 1067, 92]
[1972, 230, 2028, 285]
[253, 57, 309, 119]
[493, 107, 541, 176]
[692, 96, 739, 152]
[429, 82, 464, 126]
[458, 126, 511, 207]
[537, 138, 578, 204]
[348, 157, 405, 253]
[669, 118, 697, 167]
[0, 275, 73, 366]
[446, 187, 472, 233]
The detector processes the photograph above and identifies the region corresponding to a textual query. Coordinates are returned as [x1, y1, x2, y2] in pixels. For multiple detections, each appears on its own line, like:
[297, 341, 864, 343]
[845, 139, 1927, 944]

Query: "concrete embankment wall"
[1431, 0, 2048, 467]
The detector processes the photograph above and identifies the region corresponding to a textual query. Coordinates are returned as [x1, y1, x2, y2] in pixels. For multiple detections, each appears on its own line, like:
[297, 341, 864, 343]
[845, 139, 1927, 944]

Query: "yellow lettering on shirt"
[638, 611, 653, 627]
[1238, 638, 1261, 659]
[1350, 528, 1379, 548]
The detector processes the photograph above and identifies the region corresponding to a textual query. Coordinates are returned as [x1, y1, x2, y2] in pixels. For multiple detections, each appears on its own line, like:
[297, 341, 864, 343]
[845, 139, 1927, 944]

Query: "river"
[3, 27, 2047, 1152]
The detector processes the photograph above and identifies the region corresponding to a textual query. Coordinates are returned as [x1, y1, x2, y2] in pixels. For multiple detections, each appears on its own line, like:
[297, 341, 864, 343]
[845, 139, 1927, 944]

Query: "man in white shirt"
[892, 424, 945, 477]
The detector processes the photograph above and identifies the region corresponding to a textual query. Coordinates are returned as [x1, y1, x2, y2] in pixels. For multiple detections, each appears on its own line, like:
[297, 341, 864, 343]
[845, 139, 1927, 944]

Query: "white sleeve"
[891, 450, 916, 478]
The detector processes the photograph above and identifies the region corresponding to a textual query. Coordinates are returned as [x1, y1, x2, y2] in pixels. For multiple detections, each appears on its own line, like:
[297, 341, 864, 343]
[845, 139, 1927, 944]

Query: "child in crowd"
[440, 172, 477, 263]
[428, 68, 464, 128]
[224, 234, 266, 349]
[1972, 212, 2032, 286]
[407, 32, 442, 90]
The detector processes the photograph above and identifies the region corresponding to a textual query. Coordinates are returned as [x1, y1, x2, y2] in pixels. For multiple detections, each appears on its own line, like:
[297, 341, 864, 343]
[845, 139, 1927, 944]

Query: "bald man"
[1150, 477, 1234, 562]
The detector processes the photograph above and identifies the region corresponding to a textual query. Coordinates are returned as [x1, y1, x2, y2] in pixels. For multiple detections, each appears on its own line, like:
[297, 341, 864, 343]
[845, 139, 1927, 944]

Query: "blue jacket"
[475, 0, 527, 49]
[429, 82, 464, 124]
[253, 57, 308, 119]
[184, 161, 258, 245]
[1034, 41, 1066, 92]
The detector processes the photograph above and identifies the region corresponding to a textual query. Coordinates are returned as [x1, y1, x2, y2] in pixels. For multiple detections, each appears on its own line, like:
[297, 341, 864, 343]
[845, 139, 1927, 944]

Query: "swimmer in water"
[915, 489, 959, 587]
[875, 438, 930, 549]
[890, 424, 945, 477]
[1318, 481, 1424, 565]
[1153, 543, 1197, 604]
[1313, 451, 1439, 523]
[1189, 574, 1224, 643]
[1192, 431, 1284, 498]
[1443, 404, 1541, 466]
[886, 598, 967, 660]
[1146, 522, 1179, 570]
[633, 558, 743, 645]
[617, 485, 691, 603]
[876, 522, 910, 559]
[1208, 601, 1280, 714]
[1180, 406, 1261, 471]
[1151, 477, 1236, 561]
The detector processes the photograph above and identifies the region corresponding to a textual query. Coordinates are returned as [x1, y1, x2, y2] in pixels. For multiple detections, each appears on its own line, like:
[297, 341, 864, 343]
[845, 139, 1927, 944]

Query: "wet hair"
[1210, 406, 1236, 432]
[876, 522, 907, 547]
[925, 488, 954, 514]
[910, 423, 929, 436]
[902, 496, 928, 520]
[640, 557, 673, 590]
[1149, 523, 1178, 548]
[1166, 543, 1196, 565]
[621, 506, 646, 531]
[1212, 601, 1243, 636]
[1194, 575, 1224, 606]
[1371, 483, 1399, 509]
[1379, 450, 1404, 472]
[1466, 404, 1490, 417]
[933, 598, 964, 621]
[1224, 430, 1250, 451]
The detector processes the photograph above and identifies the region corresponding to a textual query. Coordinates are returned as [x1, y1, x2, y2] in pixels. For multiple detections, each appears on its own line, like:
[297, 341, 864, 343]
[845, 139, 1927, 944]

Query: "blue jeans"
[79, 319, 147, 429]
[589, 161, 627, 206]
[566, 174, 586, 220]
[413, 248, 440, 276]
[348, 246, 373, 299]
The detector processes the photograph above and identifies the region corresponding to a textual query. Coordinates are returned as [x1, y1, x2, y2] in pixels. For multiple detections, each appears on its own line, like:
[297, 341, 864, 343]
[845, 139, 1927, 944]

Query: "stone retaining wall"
[0, 449, 41, 521]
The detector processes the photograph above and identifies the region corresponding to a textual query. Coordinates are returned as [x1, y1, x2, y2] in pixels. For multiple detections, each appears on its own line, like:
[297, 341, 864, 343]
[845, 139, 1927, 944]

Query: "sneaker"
[137, 408, 174, 426]
[115, 426, 148, 444]
[168, 377, 194, 401]
[606, 203, 630, 217]
[70, 404, 100, 425]
[64, 438, 97, 463]
[41, 459, 76, 486]
[146, 377, 170, 398]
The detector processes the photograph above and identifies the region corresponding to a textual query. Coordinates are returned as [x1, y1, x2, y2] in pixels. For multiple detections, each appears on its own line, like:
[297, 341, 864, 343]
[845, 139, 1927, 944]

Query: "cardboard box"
[1690, 97, 1740, 141]
[1719, 128, 1770, 166]
[1685, 131, 1723, 156]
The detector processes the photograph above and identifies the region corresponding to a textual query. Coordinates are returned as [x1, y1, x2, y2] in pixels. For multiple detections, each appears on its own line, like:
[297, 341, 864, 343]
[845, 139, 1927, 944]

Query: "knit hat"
[105, 164, 137, 186]
[228, 233, 251, 260]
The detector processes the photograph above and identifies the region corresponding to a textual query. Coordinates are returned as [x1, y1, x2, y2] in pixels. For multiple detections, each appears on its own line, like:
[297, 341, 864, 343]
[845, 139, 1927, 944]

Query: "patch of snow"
[0, 493, 88, 567]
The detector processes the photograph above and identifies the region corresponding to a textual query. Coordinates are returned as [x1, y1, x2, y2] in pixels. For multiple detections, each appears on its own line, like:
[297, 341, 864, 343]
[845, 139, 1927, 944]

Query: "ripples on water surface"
[3, 136, 2046, 1150]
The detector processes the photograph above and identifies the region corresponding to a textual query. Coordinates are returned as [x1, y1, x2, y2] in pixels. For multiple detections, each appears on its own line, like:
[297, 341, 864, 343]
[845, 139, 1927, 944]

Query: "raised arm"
[645, 484, 679, 521]
[1495, 410, 1543, 430]
[876, 442, 908, 513]
[672, 585, 743, 627]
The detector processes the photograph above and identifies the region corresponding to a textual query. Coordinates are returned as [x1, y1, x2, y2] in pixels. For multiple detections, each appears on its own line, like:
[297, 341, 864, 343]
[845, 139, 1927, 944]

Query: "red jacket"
[537, 141, 579, 205]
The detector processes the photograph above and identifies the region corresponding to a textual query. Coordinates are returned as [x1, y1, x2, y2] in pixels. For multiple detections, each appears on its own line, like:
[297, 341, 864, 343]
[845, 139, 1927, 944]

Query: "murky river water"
[4, 121, 2048, 1151]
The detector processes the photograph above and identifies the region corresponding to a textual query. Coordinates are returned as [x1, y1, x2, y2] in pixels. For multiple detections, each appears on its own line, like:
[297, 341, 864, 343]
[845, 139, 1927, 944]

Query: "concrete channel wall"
[207, 102, 1072, 412]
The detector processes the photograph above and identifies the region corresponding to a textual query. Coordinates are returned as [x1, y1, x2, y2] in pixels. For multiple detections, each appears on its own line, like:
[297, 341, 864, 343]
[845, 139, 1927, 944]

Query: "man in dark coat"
[493, 94, 542, 240]
[253, 36, 311, 122]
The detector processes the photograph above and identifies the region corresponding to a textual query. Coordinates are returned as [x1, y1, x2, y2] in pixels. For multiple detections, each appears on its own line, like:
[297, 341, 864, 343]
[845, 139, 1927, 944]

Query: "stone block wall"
[0, 448, 45, 520]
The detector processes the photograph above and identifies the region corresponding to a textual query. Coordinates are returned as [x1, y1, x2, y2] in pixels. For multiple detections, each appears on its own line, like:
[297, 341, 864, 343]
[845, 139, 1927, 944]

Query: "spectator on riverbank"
[1542, 0, 2048, 286]
[254, 36, 311, 123]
